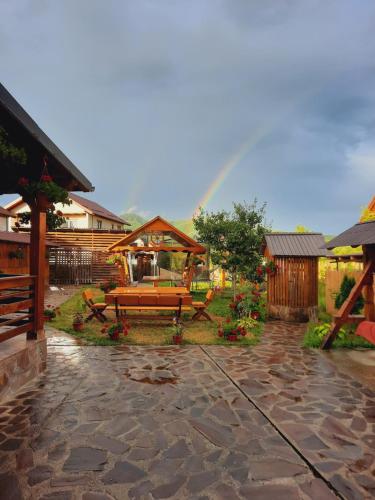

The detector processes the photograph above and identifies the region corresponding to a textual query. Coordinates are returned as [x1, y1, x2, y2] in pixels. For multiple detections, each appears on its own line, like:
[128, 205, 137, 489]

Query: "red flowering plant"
[43, 304, 61, 321]
[102, 319, 131, 341]
[256, 260, 278, 280]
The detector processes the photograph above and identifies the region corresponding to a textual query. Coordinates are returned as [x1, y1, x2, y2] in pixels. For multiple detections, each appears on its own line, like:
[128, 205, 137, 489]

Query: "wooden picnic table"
[108, 286, 190, 296]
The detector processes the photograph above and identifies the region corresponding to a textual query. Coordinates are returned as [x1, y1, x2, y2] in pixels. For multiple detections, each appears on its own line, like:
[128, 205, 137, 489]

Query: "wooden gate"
[49, 248, 93, 284]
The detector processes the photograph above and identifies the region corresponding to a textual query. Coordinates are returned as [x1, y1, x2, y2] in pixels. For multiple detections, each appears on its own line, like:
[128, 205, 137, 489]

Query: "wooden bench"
[110, 294, 192, 320]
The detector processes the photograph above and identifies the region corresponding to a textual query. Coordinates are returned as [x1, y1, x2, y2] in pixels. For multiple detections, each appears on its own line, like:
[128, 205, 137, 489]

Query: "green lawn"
[51, 285, 264, 346]
[303, 322, 375, 349]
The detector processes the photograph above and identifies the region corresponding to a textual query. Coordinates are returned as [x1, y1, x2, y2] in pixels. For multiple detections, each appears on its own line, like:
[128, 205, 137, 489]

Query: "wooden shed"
[262, 233, 328, 322]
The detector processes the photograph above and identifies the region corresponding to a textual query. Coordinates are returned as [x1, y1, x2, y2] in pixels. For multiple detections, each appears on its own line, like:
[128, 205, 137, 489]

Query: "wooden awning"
[107, 216, 206, 254]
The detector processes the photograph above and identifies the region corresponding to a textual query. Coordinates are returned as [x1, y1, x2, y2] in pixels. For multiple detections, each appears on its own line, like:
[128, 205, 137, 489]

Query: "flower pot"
[218, 331, 224, 338]
[172, 335, 183, 345]
[73, 322, 84, 332]
[110, 332, 120, 341]
[227, 334, 237, 342]
[44, 316, 52, 322]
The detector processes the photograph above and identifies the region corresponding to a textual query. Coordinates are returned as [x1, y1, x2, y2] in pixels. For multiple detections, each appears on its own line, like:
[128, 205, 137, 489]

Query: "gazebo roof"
[263, 232, 328, 257]
[0, 83, 93, 194]
[325, 221, 375, 249]
[108, 216, 206, 254]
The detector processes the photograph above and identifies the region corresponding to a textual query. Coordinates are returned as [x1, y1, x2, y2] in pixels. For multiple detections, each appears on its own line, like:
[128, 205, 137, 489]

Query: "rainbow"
[193, 125, 267, 216]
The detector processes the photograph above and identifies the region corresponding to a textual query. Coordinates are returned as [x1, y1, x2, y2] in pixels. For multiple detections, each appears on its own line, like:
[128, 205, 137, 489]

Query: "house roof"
[108, 216, 206, 254]
[68, 193, 129, 225]
[4, 193, 129, 226]
[0, 231, 55, 246]
[0, 82, 93, 194]
[0, 207, 12, 217]
[325, 221, 375, 249]
[263, 232, 329, 257]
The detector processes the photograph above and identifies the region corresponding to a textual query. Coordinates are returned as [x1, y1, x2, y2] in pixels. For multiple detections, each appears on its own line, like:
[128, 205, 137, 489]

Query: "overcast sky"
[1, 0, 374, 233]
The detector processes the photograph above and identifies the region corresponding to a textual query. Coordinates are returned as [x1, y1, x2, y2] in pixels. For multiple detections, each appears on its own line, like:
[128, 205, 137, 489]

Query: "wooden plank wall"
[0, 242, 49, 282]
[267, 257, 318, 308]
[46, 231, 127, 251]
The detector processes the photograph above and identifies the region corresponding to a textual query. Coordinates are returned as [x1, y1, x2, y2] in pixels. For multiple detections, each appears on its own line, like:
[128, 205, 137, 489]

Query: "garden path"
[0, 322, 374, 499]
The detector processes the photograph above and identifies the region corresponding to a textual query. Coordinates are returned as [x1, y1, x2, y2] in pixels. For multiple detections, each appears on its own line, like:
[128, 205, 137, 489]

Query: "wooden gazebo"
[321, 221, 375, 349]
[107, 216, 206, 288]
[262, 233, 328, 322]
[0, 83, 93, 350]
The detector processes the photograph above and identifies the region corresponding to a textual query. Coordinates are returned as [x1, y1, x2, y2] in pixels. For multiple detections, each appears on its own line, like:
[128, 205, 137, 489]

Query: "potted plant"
[72, 312, 84, 332]
[170, 317, 184, 345]
[222, 318, 239, 342]
[99, 280, 117, 293]
[106, 322, 124, 341]
[43, 304, 59, 322]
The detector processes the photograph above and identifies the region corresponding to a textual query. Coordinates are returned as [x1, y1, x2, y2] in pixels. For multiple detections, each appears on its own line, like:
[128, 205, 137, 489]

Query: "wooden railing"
[0, 275, 35, 343]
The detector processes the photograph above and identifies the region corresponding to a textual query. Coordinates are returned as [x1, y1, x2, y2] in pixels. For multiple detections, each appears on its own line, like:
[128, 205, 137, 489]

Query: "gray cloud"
[1, 0, 374, 233]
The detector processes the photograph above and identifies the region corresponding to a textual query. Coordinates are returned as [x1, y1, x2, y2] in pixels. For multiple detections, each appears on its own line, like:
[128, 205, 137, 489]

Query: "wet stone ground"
[0, 322, 373, 499]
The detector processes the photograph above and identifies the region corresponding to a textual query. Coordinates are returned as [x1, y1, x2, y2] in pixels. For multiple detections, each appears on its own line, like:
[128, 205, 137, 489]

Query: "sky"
[1, 0, 375, 234]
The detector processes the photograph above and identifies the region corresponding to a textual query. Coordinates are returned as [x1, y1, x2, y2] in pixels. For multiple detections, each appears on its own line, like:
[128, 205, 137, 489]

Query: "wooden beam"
[321, 257, 375, 349]
[363, 246, 375, 321]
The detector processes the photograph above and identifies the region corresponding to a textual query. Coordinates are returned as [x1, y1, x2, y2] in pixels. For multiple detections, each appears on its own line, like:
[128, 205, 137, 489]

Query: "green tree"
[193, 201, 269, 296]
[295, 225, 311, 233]
[17, 209, 66, 231]
[334, 275, 364, 314]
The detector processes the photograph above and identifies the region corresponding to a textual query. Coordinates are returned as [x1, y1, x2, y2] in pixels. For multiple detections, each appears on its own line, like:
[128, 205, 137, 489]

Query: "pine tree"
[334, 275, 364, 314]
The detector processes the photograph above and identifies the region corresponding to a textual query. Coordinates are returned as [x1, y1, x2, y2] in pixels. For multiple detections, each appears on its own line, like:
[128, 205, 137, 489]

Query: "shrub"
[334, 275, 364, 314]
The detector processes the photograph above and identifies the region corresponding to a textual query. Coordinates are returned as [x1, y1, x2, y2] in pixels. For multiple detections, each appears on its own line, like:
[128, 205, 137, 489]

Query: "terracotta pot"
[110, 332, 120, 341]
[73, 322, 84, 332]
[218, 331, 224, 338]
[172, 335, 183, 345]
[227, 334, 237, 342]
[44, 316, 52, 322]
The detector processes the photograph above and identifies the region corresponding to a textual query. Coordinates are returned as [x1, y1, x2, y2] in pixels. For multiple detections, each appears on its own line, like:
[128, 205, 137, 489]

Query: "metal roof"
[325, 221, 375, 249]
[264, 232, 328, 257]
[0, 82, 93, 194]
[69, 193, 130, 225]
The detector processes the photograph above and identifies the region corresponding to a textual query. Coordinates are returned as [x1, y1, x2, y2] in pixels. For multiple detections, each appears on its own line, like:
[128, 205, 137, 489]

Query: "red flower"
[226, 317, 231, 323]
[41, 174, 53, 182]
[256, 266, 263, 276]
[56, 210, 63, 216]
[251, 311, 260, 320]
[18, 177, 29, 186]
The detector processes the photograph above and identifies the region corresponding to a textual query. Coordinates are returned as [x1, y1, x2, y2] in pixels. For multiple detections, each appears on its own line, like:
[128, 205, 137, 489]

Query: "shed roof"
[264, 233, 328, 257]
[108, 216, 206, 254]
[68, 193, 129, 225]
[325, 221, 375, 249]
[0, 83, 93, 194]
[0, 231, 55, 246]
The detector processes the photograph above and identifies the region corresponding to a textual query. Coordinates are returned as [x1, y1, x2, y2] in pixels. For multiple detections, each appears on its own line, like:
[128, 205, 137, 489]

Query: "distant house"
[5, 192, 129, 230]
[0, 207, 12, 231]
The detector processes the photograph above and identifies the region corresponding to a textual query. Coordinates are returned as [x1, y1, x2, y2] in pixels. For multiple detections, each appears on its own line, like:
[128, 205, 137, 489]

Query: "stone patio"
[0, 322, 374, 499]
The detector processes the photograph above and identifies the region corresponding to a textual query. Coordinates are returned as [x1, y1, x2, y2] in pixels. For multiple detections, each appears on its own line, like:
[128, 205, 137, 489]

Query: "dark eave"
[0, 82, 94, 194]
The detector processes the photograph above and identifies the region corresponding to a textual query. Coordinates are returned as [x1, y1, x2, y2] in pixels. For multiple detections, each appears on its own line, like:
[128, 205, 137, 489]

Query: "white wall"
[0, 216, 7, 231]
[7, 199, 123, 230]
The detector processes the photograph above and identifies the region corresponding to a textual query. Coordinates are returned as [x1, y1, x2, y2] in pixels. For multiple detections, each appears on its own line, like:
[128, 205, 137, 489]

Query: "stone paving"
[0, 322, 373, 499]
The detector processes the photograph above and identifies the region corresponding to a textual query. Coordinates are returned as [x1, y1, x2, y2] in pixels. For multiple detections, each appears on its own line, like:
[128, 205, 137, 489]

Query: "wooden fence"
[0, 275, 35, 342]
[49, 248, 93, 284]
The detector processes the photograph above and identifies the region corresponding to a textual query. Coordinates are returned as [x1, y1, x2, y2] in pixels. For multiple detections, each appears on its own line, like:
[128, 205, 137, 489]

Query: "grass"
[51, 285, 264, 346]
[303, 322, 375, 349]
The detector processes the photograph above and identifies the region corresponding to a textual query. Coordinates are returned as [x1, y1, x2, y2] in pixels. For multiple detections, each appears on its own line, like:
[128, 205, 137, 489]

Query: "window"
[97, 220, 102, 229]
[111, 224, 114, 230]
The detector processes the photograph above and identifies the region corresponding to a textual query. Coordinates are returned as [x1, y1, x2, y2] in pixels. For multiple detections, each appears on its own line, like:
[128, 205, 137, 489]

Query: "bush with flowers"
[101, 319, 131, 341]
[218, 285, 266, 342]
[256, 260, 278, 281]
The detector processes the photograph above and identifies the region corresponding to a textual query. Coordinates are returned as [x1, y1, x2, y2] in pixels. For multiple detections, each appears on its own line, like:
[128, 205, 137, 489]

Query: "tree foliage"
[193, 201, 269, 288]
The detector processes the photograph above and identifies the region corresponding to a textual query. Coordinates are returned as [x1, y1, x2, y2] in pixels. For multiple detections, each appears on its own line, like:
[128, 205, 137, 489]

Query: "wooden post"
[27, 194, 48, 340]
[321, 255, 375, 349]
[363, 246, 375, 321]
